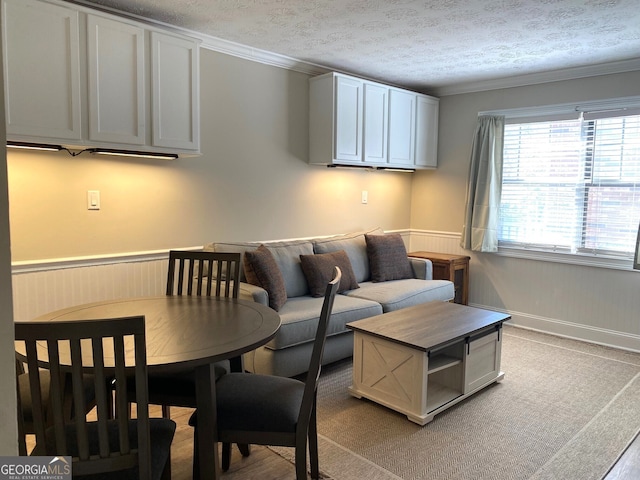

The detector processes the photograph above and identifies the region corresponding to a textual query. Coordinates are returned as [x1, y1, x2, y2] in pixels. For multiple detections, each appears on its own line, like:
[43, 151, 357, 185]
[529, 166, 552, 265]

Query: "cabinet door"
[363, 83, 388, 165]
[151, 31, 200, 151]
[388, 89, 416, 166]
[87, 15, 145, 145]
[2, 0, 81, 141]
[464, 329, 501, 393]
[415, 95, 439, 168]
[334, 75, 363, 163]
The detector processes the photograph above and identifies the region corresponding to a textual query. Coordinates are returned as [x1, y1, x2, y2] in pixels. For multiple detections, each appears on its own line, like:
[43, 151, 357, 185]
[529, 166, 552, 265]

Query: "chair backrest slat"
[92, 337, 111, 459]
[113, 334, 131, 455]
[298, 267, 341, 431]
[166, 250, 241, 299]
[15, 316, 150, 478]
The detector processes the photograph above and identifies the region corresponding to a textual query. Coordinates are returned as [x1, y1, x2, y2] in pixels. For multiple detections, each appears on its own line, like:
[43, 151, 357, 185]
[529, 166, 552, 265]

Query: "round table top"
[33, 295, 281, 372]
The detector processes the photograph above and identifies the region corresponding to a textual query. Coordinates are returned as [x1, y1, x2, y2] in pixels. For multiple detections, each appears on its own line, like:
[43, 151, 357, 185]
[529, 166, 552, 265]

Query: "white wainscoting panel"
[12, 258, 167, 321]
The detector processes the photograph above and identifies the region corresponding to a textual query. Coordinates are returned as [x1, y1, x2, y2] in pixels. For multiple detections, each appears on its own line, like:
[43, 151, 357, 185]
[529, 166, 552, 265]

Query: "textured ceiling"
[80, 0, 640, 92]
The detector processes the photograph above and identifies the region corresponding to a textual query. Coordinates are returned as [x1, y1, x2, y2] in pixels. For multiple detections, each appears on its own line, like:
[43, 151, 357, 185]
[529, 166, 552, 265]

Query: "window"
[498, 109, 640, 261]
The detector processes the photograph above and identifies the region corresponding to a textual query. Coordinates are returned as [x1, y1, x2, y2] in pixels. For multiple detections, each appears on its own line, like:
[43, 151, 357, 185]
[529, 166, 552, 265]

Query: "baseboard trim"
[472, 302, 640, 353]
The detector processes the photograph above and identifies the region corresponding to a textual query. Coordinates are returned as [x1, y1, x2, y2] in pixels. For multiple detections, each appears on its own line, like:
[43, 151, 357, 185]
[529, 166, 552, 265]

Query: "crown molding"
[198, 34, 330, 77]
[432, 58, 640, 97]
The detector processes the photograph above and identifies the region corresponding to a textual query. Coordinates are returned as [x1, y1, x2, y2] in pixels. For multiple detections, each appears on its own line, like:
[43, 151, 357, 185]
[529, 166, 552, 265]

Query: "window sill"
[496, 246, 636, 272]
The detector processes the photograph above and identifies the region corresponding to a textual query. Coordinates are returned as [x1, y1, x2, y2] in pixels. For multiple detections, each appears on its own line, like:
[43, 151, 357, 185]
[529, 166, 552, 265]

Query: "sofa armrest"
[409, 257, 433, 280]
[239, 282, 269, 305]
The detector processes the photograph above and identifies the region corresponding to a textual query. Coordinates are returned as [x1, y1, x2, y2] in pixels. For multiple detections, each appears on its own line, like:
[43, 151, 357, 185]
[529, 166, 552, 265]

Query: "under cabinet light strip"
[327, 164, 415, 173]
[7, 142, 63, 152]
[6, 142, 179, 160]
[89, 148, 178, 160]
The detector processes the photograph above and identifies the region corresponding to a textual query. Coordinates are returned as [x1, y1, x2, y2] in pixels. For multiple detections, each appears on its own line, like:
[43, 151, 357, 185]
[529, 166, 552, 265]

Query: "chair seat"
[42, 418, 176, 480]
[17, 370, 51, 427]
[189, 373, 305, 433]
[18, 370, 98, 431]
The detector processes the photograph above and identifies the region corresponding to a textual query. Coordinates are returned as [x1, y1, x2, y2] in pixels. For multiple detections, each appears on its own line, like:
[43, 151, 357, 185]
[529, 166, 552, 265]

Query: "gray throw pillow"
[243, 245, 287, 311]
[365, 234, 413, 282]
[299, 250, 359, 297]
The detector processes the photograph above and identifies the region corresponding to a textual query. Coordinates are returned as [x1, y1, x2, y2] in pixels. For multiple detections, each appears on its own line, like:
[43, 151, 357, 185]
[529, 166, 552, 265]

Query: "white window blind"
[499, 113, 640, 258]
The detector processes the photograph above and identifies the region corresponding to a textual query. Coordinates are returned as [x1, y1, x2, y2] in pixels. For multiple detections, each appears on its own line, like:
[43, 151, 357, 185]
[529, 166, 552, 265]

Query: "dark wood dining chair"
[16, 357, 99, 437]
[165, 250, 241, 298]
[146, 250, 243, 418]
[189, 267, 342, 479]
[15, 316, 176, 480]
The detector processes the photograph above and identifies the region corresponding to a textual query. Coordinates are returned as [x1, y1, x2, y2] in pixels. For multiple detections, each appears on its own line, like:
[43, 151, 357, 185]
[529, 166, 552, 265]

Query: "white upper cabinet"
[388, 88, 416, 166]
[334, 75, 363, 163]
[87, 14, 145, 145]
[151, 31, 200, 151]
[2, 0, 82, 141]
[309, 72, 439, 170]
[415, 95, 439, 168]
[363, 82, 388, 165]
[2, 0, 200, 156]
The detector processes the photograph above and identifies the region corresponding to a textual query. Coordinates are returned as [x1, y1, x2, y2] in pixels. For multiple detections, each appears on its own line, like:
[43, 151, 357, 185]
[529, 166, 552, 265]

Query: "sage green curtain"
[460, 115, 505, 252]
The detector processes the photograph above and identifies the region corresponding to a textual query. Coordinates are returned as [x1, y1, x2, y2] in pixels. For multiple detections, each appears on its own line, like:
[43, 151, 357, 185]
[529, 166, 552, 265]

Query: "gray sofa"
[205, 229, 454, 377]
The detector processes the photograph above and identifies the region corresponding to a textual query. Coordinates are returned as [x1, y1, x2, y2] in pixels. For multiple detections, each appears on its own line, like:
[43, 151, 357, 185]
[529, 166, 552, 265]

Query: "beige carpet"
[276, 325, 640, 480]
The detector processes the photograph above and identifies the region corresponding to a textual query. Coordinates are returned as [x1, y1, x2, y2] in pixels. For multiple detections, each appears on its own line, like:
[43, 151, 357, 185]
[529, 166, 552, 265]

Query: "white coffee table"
[347, 301, 510, 425]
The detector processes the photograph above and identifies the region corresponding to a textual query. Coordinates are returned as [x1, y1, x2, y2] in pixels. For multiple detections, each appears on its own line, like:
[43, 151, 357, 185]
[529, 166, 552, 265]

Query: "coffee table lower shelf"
[349, 372, 504, 425]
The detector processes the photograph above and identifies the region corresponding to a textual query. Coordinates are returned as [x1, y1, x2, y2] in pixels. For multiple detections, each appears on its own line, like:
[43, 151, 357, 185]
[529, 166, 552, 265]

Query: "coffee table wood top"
[347, 301, 510, 352]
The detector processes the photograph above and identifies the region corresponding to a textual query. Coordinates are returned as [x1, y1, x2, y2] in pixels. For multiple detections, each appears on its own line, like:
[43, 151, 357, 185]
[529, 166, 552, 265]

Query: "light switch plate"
[87, 190, 100, 210]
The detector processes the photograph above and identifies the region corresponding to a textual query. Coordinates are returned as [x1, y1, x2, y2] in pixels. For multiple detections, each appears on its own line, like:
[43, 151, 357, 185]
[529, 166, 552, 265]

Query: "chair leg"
[308, 403, 319, 479]
[161, 452, 172, 480]
[295, 436, 308, 480]
[222, 442, 232, 471]
[161, 405, 171, 419]
[237, 443, 251, 457]
[192, 427, 200, 480]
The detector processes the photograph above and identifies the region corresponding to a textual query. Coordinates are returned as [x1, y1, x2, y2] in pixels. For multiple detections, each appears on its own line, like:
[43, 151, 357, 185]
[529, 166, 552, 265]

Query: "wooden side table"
[409, 251, 470, 305]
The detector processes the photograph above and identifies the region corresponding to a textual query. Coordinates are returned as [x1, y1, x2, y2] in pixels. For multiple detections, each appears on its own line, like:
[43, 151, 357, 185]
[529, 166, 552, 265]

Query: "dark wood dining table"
[31, 295, 281, 480]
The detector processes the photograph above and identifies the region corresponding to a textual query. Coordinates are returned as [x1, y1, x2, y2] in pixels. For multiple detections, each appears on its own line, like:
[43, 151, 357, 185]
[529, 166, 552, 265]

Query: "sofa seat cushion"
[344, 279, 455, 312]
[264, 294, 382, 350]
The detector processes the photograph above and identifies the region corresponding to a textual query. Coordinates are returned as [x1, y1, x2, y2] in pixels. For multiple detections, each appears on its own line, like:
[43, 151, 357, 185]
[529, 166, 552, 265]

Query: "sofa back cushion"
[205, 241, 255, 282]
[312, 228, 383, 283]
[266, 241, 314, 297]
[207, 240, 313, 298]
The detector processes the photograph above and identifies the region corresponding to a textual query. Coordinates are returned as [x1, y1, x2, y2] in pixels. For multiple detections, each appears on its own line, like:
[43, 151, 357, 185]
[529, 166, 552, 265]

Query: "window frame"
[480, 96, 640, 271]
